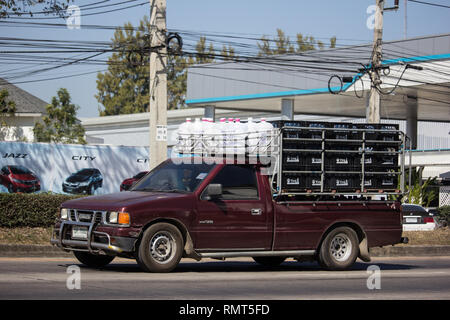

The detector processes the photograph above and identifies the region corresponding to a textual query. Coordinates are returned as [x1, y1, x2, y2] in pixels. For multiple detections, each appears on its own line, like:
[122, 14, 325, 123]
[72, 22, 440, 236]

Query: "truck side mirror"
[204, 184, 222, 200]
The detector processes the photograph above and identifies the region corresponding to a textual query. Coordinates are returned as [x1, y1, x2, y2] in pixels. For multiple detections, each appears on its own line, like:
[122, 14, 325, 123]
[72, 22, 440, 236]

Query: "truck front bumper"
[51, 220, 137, 255]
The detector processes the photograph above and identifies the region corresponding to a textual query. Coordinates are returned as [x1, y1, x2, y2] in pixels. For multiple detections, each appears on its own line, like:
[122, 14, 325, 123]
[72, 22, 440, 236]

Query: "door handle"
[251, 208, 262, 216]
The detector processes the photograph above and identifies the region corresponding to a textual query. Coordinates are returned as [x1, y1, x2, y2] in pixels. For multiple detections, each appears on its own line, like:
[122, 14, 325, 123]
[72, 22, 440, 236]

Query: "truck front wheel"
[318, 226, 359, 271]
[137, 223, 183, 273]
[73, 251, 115, 268]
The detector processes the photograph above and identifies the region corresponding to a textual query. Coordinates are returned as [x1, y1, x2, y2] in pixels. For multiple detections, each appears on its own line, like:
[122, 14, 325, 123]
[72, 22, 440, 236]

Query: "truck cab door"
[193, 164, 272, 251]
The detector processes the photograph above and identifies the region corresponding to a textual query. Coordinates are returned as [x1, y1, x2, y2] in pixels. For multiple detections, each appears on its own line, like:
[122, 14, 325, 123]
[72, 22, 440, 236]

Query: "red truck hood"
[62, 191, 190, 211]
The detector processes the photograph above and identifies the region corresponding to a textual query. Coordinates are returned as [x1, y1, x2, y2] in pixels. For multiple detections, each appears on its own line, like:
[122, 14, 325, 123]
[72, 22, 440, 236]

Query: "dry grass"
[400, 227, 450, 246]
[0, 227, 53, 245]
[0, 227, 448, 246]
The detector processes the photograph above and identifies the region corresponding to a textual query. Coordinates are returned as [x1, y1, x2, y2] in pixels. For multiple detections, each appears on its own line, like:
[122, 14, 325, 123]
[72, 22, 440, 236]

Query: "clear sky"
[1, 0, 449, 118]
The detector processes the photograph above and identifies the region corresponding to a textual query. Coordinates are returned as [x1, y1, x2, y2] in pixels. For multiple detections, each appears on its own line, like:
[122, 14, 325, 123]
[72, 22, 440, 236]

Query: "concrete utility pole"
[367, 0, 384, 124]
[149, 0, 168, 170]
[404, 0, 407, 39]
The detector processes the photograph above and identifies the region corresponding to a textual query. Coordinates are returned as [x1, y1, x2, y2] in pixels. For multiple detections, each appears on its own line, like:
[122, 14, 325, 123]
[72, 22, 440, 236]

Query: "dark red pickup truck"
[51, 158, 407, 272]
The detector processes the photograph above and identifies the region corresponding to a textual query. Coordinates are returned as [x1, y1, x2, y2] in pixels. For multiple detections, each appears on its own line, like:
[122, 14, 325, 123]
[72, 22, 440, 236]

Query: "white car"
[402, 204, 437, 231]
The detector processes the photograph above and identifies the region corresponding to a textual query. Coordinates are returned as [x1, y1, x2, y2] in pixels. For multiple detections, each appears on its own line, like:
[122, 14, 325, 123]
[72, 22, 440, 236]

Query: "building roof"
[0, 78, 48, 115]
[186, 33, 450, 123]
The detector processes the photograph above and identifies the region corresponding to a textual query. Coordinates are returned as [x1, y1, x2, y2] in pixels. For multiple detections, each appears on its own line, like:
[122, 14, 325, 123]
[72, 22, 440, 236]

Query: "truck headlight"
[108, 211, 119, 224]
[107, 211, 130, 226]
[60, 208, 69, 220]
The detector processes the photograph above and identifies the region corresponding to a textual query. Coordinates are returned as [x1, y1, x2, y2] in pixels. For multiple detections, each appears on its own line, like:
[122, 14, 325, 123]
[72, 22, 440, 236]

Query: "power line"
[2, 0, 141, 16]
[408, 0, 450, 9]
[3, 0, 149, 20]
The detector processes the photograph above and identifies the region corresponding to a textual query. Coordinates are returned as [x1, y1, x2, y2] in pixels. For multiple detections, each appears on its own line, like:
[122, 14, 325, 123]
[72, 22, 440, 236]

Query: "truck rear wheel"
[253, 256, 286, 267]
[318, 226, 359, 271]
[73, 251, 115, 268]
[137, 223, 183, 273]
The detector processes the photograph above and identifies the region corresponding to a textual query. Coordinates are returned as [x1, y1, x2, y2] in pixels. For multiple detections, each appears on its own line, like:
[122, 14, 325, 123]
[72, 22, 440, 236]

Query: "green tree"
[258, 29, 294, 56]
[0, 88, 16, 124]
[96, 18, 151, 116]
[96, 17, 218, 114]
[402, 168, 438, 207]
[258, 28, 337, 56]
[0, 0, 72, 18]
[0, 88, 16, 140]
[220, 45, 236, 61]
[167, 54, 189, 110]
[33, 88, 86, 144]
[193, 36, 216, 64]
[330, 36, 337, 49]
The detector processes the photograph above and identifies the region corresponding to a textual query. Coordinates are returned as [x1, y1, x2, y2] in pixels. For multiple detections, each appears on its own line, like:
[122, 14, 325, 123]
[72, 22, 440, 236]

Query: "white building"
[0, 78, 47, 142]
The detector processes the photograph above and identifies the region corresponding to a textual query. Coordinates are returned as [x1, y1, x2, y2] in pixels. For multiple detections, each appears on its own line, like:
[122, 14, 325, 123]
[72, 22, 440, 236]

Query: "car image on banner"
[62, 168, 103, 195]
[0, 141, 152, 195]
[120, 171, 149, 191]
[0, 165, 41, 193]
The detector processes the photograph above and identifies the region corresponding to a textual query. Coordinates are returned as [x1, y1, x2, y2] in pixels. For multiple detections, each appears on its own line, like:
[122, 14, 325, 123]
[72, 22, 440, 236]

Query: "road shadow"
[58, 259, 418, 274]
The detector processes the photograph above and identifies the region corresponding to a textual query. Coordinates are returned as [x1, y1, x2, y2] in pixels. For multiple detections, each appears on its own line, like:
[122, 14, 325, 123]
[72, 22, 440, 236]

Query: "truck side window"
[210, 165, 259, 200]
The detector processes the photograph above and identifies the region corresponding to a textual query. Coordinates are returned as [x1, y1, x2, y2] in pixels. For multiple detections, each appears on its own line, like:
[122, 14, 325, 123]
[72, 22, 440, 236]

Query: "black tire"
[137, 223, 183, 273]
[8, 184, 14, 193]
[318, 226, 359, 271]
[73, 251, 115, 268]
[253, 256, 286, 267]
[88, 184, 95, 195]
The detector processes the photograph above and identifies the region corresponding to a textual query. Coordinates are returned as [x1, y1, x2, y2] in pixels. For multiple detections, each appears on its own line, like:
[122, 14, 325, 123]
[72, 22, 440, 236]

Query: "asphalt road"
[0, 256, 449, 300]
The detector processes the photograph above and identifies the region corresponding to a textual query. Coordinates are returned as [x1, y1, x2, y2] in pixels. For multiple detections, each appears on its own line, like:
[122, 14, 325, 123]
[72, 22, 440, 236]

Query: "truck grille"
[68, 209, 104, 223]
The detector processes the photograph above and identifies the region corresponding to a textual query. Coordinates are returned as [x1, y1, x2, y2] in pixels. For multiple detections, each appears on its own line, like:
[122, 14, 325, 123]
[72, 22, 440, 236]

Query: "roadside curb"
[370, 245, 450, 257]
[0, 244, 72, 257]
[0, 244, 449, 258]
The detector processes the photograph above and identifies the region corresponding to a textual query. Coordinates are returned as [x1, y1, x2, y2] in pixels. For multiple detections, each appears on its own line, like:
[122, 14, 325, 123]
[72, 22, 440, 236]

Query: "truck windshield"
[131, 160, 215, 193]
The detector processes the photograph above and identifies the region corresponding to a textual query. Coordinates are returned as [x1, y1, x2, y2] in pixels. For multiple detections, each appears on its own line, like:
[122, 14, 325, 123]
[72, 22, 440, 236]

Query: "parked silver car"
[402, 204, 437, 231]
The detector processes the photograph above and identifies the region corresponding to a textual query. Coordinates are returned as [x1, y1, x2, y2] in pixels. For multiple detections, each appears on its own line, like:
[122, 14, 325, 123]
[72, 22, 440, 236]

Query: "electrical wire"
[3, 0, 149, 20]
[408, 0, 450, 9]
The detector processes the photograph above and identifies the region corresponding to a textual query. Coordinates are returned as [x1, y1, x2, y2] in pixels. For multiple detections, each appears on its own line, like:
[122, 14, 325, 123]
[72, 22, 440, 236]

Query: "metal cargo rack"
[173, 120, 411, 200]
[274, 122, 410, 198]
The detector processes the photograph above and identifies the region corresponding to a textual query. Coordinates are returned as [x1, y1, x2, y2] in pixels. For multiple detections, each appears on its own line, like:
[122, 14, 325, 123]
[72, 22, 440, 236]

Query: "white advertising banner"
[0, 141, 151, 195]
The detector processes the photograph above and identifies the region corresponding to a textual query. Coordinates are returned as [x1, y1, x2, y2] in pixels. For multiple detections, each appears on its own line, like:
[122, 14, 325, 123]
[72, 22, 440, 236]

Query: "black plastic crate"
[325, 153, 356, 171]
[326, 143, 361, 152]
[282, 152, 303, 170]
[283, 141, 323, 151]
[328, 123, 360, 141]
[359, 124, 380, 140]
[282, 152, 323, 171]
[371, 145, 399, 153]
[302, 154, 324, 169]
[282, 173, 323, 191]
[363, 174, 398, 190]
[356, 154, 399, 169]
[328, 173, 360, 191]
[355, 123, 400, 141]
[273, 120, 329, 140]
[379, 124, 400, 142]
